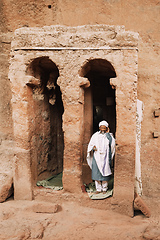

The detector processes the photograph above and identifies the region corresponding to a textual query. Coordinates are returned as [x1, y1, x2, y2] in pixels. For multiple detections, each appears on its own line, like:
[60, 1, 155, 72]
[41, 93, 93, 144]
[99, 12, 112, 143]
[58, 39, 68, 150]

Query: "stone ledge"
[11, 25, 139, 50]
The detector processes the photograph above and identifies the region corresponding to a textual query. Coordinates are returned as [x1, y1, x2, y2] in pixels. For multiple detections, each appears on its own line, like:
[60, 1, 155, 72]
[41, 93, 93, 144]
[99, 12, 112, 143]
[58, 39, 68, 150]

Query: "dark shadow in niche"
[26, 56, 64, 183]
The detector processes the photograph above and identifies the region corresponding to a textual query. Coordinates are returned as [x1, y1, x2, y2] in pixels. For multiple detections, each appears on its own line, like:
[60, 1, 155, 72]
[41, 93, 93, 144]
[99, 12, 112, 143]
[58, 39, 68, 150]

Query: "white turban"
[99, 120, 109, 128]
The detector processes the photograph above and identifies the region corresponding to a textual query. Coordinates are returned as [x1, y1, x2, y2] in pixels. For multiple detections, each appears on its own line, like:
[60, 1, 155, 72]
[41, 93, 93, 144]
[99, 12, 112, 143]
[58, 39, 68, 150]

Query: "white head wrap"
[99, 120, 109, 128]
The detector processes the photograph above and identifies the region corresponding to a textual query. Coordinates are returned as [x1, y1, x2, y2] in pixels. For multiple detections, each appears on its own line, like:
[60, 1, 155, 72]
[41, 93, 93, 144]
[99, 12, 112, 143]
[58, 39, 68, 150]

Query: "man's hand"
[93, 146, 97, 151]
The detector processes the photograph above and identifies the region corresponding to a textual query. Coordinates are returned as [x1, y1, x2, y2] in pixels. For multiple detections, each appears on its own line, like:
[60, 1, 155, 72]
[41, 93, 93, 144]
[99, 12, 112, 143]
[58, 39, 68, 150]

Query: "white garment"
[87, 131, 115, 176]
[95, 181, 102, 192]
[95, 180, 108, 192]
[99, 120, 109, 128]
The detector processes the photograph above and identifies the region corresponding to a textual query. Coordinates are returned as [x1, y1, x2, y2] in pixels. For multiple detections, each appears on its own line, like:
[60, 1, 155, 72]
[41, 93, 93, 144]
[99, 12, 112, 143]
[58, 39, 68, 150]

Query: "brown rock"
[0, 173, 13, 203]
[33, 201, 60, 214]
[143, 224, 160, 240]
[30, 222, 44, 239]
[134, 193, 151, 218]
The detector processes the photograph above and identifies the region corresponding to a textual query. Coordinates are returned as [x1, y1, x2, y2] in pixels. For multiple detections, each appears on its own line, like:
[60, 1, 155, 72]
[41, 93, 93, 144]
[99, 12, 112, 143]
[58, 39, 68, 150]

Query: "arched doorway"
[26, 56, 64, 183]
[79, 58, 117, 184]
[10, 24, 138, 215]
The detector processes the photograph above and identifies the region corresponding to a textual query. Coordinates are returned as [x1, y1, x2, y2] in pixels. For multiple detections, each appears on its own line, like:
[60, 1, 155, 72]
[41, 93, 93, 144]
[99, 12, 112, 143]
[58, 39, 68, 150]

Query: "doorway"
[91, 75, 116, 136]
[80, 58, 116, 184]
[26, 56, 64, 183]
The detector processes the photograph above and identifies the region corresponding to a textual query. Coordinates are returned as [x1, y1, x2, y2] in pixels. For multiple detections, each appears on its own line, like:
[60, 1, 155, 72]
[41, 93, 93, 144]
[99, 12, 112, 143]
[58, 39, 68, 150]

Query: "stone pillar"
[83, 87, 93, 163]
[62, 101, 83, 192]
[14, 148, 32, 200]
[81, 87, 93, 184]
[9, 59, 35, 200]
[110, 50, 138, 217]
[11, 89, 33, 200]
[58, 75, 83, 192]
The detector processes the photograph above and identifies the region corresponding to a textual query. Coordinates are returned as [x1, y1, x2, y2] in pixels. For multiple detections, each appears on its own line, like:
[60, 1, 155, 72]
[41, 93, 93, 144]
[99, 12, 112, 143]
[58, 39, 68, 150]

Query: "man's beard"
[100, 130, 106, 134]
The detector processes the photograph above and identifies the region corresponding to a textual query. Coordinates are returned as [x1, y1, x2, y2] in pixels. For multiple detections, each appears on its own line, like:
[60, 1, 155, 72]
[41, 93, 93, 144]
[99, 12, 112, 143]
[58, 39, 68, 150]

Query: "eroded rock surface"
[0, 139, 14, 202]
[0, 199, 159, 240]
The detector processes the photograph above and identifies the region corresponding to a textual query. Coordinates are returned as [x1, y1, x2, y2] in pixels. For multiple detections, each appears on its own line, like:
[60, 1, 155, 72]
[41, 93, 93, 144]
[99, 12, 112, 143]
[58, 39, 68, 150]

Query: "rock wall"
[9, 25, 138, 216]
[0, 0, 160, 202]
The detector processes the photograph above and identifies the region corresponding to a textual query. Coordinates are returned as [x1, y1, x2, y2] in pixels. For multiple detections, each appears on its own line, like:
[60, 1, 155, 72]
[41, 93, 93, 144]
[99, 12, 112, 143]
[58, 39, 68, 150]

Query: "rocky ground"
[0, 194, 159, 240]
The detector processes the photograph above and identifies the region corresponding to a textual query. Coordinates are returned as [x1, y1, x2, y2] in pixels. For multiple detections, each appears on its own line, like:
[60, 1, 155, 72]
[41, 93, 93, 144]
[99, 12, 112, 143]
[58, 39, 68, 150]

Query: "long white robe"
[87, 131, 115, 177]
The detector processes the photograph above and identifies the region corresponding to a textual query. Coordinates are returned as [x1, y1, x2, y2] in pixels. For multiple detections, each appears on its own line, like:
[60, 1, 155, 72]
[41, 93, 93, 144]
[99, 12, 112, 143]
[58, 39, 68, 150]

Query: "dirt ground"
[0, 193, 160, 240]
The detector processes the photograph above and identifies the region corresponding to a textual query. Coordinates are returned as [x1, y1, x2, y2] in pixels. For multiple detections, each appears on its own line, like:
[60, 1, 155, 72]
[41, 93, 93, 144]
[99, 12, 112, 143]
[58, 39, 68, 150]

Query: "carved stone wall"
[9, 25, 138, 216]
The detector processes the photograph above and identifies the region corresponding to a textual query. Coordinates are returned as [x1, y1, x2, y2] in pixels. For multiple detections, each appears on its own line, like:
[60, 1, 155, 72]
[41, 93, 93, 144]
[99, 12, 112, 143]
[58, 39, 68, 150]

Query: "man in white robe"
[87, 120, 115, 193]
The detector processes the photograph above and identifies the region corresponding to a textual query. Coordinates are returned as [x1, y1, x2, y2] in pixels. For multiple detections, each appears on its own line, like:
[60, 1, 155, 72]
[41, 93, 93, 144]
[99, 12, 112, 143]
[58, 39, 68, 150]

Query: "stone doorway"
[80, 58, 116, 184]
[9, 25, 138, 216]
[26, 56, 64, 183]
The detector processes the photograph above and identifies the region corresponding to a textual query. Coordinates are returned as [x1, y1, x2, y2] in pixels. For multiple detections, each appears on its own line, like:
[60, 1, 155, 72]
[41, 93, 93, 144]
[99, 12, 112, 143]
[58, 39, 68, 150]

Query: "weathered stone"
[30, 222, 44, 239]
[0, 2, 159, 212]
[0, 173, 13, 202]
[14, 149, 32, 200]
[134, 193, 151, 218]
[11, 25, 138, 50]
[0, 139, 14, 202]
[143, 224, 160, 240]
[32, 201, 60, 213]
[8, 25, 138, 216]
[0, 33, 13, 44]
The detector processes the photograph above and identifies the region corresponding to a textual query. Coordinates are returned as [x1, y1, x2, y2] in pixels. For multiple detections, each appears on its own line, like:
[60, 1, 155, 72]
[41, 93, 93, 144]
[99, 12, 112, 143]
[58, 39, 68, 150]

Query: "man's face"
[99, 125, 107, 134]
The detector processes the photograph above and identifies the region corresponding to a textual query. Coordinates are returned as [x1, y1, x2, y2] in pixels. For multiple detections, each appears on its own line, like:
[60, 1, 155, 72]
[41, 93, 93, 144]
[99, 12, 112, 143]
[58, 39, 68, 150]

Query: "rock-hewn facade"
[9, 25, 138, 216]
[0, 0, 160, 217]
